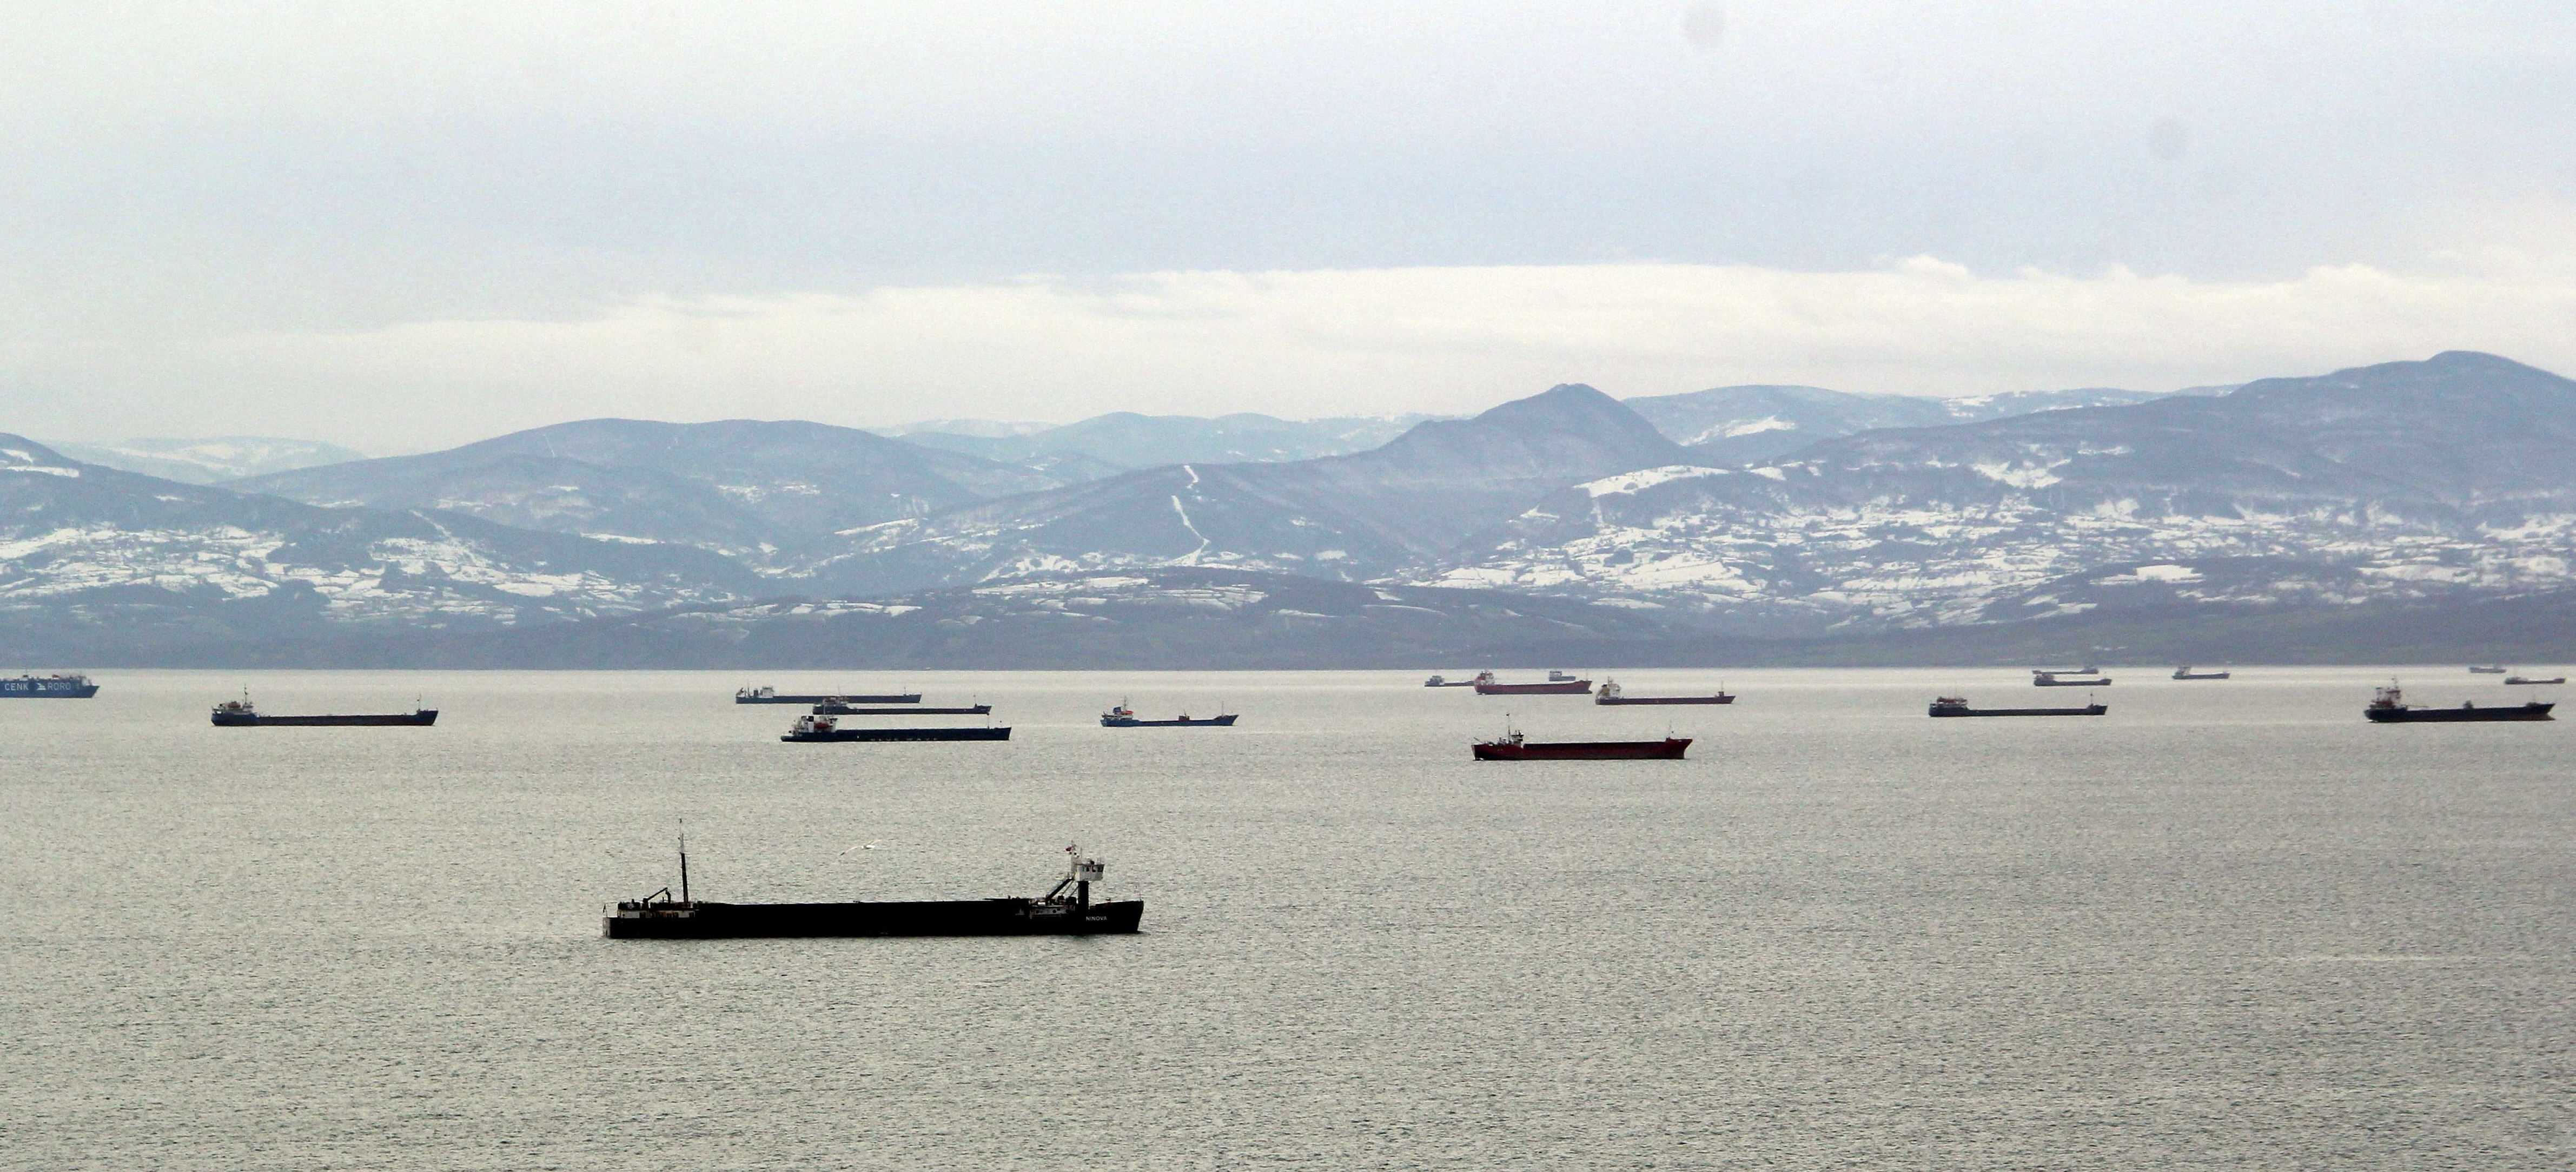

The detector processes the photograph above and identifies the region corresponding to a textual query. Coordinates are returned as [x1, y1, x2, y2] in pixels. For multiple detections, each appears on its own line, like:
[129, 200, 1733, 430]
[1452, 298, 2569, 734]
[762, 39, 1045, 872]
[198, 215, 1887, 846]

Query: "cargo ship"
[1929, 695, 2105, 717]
[2469, 665, 2508, 674]
[1422, 674, 1479, 687]
[814, 702, 991, 715]
[1471, 729, 1691, 760]
[2366, 683, 2553, 723]
[1, 673, 98, 698]
[1100, 703, 1237, 727]
[2034, 672, 2112, 687]
[210, 697, 437, 726]
[737, 686, 921, 704]
[780, 713, 1009, 741]
[2032, 665, 2097, 676]
[1474, 672, 1593, 696]
[2503, 676, 2566, 686]
[606, 843, 1142, 939]
[2170, 666, 2231, 680]
[1594, 679, 1733, 705]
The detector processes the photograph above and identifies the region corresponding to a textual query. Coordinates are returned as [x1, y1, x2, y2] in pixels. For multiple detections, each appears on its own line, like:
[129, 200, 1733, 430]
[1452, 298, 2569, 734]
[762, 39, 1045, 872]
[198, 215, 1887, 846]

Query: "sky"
[4, 1, 2575, 451]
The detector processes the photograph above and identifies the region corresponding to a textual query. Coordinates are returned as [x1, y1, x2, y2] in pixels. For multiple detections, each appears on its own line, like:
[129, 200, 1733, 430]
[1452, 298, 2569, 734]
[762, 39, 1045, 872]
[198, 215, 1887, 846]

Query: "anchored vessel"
[1, 673, 98, 698]
[1423, 674, 1478, 687]
[2171, 666, 2231, 680]
[2034, 672, 2113, 687]
[1547, 670, 1579, 682]
[1929, 695, 2105, 718]
[816, 702, 991, 715]
[2366, 683, 2553, 723]
[1471, 730, 1691, 760]
[737, 686, 922, 704]
[2503, 676, 2566, 686]
[1474, 671, 1593, 696]
[2033, 665, 2097, 676]
[2469, 665, 2508, 674]
[606, 844, 1143, 939]
[1100, 703, 1237, 727]
[781, 713, 1009, 741]
[210, 697, 436, 726]
[1594, 679, 1733, 705]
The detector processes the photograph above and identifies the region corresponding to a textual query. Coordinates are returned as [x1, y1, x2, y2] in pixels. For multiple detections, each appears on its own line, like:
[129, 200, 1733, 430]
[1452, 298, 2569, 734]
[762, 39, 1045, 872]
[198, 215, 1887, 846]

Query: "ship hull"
[213, 710, 438, 726]
[740, 693, 921, 704]
[2, 680, 99, 698]
[1596, 694, 1733, 705]
[782, 726, 1011, 741]
[1101, 715, 1237, 727]
[1930, 705, 2105, 717]
[606, 898, 1143, 939]
[2033, 678, 2111, 687]
[2366, 704, 2553, 723]
[1474, 681, 1593, 695]
[816, 704, 991, 714]
[2171, 673, 2231, 680]
[1473, 737, 1690, 760]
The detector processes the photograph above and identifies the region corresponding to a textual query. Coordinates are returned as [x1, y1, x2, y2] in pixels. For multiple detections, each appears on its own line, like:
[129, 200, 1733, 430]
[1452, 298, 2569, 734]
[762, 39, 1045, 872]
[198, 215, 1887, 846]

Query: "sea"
[5, 667, 2570, 1169]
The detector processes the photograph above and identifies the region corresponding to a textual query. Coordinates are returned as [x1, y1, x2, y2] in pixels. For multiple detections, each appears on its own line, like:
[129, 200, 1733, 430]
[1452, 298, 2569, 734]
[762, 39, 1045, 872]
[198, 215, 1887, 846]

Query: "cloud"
[103, 250, 2572, 447]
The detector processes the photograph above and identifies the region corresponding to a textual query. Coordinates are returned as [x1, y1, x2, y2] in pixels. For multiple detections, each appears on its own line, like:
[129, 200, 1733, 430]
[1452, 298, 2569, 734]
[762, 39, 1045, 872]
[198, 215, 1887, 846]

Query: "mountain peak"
[0, 433, 71, 466]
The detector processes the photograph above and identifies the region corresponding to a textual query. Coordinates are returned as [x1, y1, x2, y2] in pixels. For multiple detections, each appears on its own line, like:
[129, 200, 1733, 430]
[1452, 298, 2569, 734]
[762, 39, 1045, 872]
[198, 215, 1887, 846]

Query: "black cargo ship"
[210, 698, 437, 726]
[1100, 703, 1236, 727]
[737, 686, 921, 704]
[2365, 684, 2553, 723]
[2, 673, 99, 698]
[605, 844, 1142, 939]
[1593, 679, 1733, 705]
[780, 713, 1009, 741]
[1929, 695, 2105, 717]
[815, 703, 991, 715]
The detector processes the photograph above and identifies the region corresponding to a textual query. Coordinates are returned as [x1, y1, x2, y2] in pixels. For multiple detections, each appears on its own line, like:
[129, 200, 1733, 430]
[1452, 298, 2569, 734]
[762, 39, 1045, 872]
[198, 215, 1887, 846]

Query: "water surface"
[5, 667, 2570, 1168]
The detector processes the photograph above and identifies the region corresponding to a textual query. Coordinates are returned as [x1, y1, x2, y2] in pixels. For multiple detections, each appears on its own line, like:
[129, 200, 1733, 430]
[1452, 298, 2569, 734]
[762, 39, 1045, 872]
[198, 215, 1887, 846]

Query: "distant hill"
[884, 412, 1440, 479]
[1444, 352, 2576, 632]
[1621, 384, 2188, 465]
[234, 418, 1069, 569]
[50, 435, 372, 484]
[0, 434, 756, 651]
[820, 385, 1688, 593]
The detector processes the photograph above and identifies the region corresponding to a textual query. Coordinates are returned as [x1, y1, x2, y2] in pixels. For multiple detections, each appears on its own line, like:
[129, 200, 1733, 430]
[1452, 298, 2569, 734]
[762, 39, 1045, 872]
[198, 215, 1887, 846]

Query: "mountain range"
[877, 412, 1439, 482]
[9, 354, 2572, 665]
[51, 435, 370, 484]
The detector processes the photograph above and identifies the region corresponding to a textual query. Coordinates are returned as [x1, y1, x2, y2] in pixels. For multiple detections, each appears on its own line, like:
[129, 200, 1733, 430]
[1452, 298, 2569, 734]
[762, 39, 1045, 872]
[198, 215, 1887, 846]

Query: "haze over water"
[7, 668, 2570, 1168]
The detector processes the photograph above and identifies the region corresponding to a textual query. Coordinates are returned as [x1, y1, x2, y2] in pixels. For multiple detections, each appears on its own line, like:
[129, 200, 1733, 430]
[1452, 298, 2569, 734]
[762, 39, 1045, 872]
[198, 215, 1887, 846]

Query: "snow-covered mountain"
[233, 418, 1068, 570]
[9, 353, 2573, 664]
[813, 386, 1687, 593]
[0, 436, 756, 646]
[1620, 384, 2195, 466]
[50, 435, 372, 484]
[1428, 352, 2576, 632]
[885, 411, 1442, 481]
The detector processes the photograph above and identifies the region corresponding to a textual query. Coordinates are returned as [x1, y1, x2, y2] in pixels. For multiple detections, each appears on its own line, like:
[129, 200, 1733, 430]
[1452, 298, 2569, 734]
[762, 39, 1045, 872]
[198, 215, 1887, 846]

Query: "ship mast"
[678, 820, 690, 905]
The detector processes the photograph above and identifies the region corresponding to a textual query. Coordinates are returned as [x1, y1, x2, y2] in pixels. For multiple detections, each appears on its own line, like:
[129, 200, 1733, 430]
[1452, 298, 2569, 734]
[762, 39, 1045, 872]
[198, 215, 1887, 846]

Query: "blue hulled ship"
[2, 673, 99, 698]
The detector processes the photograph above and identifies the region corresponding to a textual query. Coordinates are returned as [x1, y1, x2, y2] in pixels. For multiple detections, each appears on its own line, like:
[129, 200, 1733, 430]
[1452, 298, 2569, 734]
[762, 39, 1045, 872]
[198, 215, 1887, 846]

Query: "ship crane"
[1045, 844, 1107, 910]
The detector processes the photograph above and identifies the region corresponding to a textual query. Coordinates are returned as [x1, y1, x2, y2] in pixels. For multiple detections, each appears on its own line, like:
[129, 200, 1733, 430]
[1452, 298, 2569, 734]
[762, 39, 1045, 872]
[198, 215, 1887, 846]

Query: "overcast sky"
[5, 1, 2575, 450]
